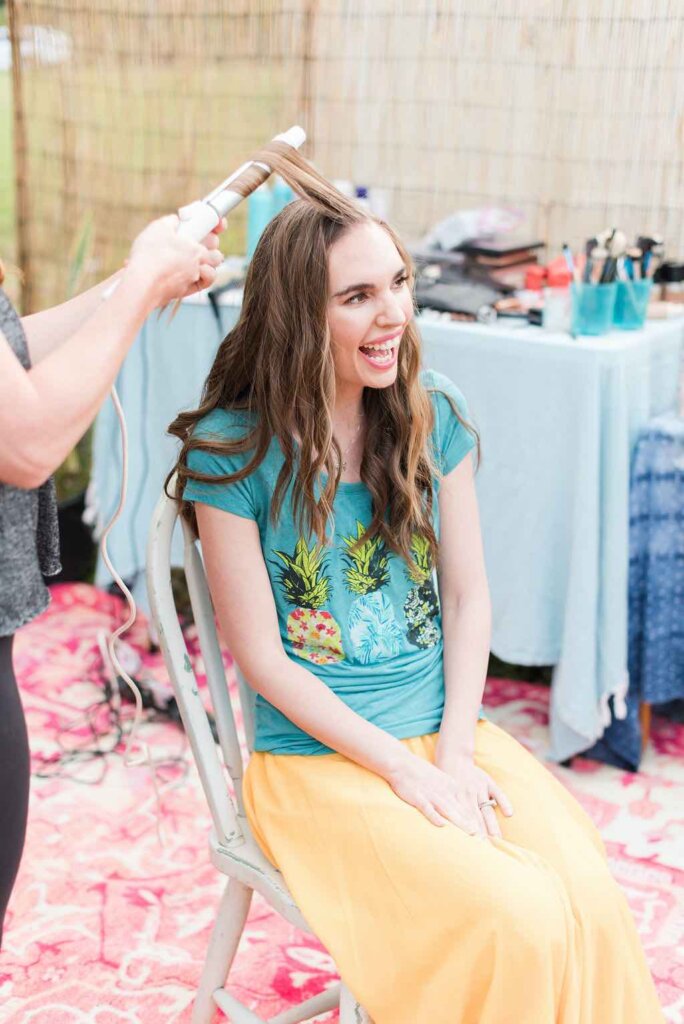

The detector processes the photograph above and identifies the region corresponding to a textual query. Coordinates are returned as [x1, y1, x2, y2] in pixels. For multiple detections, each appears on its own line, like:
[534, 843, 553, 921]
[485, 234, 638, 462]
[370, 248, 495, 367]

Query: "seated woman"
[169, 147, 664, 1023]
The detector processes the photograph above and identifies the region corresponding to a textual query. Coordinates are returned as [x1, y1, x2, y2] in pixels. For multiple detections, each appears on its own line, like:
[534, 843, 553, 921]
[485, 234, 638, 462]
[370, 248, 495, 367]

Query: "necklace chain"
[338, 417, 364, 472]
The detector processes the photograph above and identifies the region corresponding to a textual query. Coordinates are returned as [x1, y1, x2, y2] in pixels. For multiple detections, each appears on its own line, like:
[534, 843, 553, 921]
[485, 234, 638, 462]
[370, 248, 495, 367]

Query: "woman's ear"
[0, 259, 5, 286]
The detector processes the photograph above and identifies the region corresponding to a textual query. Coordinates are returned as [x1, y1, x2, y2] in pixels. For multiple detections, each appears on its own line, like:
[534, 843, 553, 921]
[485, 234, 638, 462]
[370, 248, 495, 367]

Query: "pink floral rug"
[1, 583, 682, 1023]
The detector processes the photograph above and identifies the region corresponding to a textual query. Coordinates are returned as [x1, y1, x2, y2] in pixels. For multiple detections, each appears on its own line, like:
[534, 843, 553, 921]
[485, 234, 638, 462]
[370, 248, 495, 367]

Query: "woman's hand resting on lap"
[387, 750, 514, 839]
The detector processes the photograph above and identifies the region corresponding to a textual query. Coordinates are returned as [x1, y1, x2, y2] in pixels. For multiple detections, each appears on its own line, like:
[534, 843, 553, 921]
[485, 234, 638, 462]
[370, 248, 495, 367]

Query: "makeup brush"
[626, 247, 643, 280]
[599, 230, 627, 283]
[583, 237, 598, 283]
[590, 246, 609, 284]
[637, 235, 665, 278]
[562, 243, 579, 284]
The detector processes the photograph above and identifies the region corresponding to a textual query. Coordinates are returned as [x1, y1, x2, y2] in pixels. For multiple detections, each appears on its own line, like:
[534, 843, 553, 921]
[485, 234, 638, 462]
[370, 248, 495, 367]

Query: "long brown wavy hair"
[168, 143, 479, 569]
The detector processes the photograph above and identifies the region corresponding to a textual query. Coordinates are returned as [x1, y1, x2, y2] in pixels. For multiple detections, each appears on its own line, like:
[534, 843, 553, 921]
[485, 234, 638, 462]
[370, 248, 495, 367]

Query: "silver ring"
[478, 798, 497, 809]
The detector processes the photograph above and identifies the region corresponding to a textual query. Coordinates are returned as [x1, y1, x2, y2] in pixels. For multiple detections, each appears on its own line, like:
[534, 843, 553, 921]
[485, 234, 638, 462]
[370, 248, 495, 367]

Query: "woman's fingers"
[487, 780, 514, 817]
[479, 802, 502, 838]
[198, 248, 223, 269]
[194, 250, 223, 287]
[475, 776, 514, 838]
[419, 802, 452, 828]
[197, 263, 218, 290]
[431, 800, 484, 838]
[199, 217, 227, 247]
[419, 799, 453, 830]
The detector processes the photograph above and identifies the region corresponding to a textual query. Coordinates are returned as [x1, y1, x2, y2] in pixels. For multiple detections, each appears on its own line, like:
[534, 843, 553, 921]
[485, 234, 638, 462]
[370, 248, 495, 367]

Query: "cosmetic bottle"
[246, 183, 273, 259]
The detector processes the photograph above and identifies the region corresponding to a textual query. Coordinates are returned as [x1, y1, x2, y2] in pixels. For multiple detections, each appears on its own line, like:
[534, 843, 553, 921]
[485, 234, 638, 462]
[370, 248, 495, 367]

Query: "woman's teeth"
[360, 344, 395, 364]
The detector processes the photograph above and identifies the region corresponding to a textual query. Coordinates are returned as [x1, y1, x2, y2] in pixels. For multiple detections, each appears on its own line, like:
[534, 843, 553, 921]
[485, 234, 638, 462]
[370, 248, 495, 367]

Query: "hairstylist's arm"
[196, 502, 485, 839]
[0, 215, 223, 489]
[21, 218, 225, 364]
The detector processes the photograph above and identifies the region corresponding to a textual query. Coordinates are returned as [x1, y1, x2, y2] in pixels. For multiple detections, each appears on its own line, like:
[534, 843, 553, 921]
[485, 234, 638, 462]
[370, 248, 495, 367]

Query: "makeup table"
[89, 299, 684, 766]
[418, 317, 682, 766]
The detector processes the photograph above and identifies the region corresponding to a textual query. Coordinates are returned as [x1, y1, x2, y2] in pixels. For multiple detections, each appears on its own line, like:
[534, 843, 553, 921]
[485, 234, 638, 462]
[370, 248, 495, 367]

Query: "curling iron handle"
[176, 200, 221, 242]
[99, 202, 220, 302]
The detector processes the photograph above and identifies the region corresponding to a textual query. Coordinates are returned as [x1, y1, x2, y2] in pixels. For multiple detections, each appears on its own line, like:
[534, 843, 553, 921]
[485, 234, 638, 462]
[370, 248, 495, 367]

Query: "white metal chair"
[146, 478, 372, 1024]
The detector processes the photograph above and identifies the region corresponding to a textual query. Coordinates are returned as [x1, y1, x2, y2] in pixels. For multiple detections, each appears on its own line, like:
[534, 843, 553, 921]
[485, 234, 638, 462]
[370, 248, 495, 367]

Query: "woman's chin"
[362, 367, 398, 389]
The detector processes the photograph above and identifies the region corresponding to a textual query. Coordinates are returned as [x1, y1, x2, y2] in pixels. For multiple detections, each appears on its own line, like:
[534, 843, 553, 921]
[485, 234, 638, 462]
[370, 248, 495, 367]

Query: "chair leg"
[192, 878, 254, 1024]
[339, 982, 373, 1024]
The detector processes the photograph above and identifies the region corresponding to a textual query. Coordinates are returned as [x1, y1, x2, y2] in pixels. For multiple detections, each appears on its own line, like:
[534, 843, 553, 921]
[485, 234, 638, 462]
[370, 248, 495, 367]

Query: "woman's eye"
[345, 276, 407, 305]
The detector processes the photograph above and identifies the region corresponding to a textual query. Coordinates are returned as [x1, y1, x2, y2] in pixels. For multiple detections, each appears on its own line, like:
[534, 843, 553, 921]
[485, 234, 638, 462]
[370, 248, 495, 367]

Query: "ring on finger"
[478, 798, 497, 809]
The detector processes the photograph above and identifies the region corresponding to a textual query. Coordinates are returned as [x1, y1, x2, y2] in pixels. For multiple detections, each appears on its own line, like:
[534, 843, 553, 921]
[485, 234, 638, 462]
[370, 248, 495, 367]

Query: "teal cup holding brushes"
[613, 279, 652, 330]
[570, 282, 618, 337]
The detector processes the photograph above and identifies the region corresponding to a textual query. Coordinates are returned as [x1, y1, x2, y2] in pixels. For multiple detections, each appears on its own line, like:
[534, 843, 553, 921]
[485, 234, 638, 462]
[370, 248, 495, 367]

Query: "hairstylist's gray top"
[0, 288, 61, 636]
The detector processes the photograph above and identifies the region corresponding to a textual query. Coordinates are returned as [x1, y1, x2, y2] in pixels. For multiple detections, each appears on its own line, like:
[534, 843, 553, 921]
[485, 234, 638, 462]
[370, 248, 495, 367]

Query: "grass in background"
[0, 71, 15, 286]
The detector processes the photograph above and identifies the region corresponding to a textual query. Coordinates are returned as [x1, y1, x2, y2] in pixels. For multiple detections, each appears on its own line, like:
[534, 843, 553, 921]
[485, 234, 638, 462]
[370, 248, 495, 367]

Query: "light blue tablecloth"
[90, 300, 684, 762]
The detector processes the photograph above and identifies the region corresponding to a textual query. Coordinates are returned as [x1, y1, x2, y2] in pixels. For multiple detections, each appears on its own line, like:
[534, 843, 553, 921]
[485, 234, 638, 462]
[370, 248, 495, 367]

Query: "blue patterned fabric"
[584, 413, 684, 769]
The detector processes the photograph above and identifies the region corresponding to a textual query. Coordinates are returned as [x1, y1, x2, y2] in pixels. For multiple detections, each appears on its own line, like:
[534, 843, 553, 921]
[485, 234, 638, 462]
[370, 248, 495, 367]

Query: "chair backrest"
[146, 476, 253, 849]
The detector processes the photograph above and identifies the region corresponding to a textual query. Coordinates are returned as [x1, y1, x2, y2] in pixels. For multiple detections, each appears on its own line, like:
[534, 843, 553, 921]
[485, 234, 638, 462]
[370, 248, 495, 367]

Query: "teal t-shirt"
[183, 369, 482, 755]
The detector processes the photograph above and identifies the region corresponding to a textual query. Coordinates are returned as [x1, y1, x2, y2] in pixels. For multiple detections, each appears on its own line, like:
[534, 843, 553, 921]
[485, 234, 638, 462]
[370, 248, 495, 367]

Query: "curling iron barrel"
[176, 125, 306, 243]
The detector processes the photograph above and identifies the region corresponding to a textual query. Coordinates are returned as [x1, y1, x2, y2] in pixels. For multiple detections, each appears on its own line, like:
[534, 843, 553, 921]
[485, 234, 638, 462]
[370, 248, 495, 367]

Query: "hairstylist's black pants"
[0, 635, 30, 948]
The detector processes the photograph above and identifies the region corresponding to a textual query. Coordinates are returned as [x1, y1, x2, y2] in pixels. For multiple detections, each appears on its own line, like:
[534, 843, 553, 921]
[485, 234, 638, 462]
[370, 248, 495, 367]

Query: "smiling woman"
[166, 147, 665, 1024]
[168, 146, 477, 571]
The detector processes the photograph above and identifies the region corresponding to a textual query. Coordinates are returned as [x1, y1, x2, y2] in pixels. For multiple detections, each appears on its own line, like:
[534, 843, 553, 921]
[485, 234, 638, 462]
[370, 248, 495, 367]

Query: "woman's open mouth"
[359, 332, 402, 370]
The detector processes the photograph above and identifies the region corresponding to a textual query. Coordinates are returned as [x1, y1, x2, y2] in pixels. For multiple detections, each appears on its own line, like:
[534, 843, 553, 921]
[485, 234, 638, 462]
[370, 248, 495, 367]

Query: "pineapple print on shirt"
[271, 538, 345, 665]
[404, 534, 441, 649]
[341, 521, 403, 664]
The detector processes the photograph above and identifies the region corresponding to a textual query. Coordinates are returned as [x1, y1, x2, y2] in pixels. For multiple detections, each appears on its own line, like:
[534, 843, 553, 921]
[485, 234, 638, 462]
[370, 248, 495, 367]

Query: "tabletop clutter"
[412, 213, 684, 337]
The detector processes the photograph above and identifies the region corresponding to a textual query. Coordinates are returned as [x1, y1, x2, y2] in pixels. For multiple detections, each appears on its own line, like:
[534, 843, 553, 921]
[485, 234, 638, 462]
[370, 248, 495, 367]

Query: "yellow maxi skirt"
[242, 718, 664, 1024]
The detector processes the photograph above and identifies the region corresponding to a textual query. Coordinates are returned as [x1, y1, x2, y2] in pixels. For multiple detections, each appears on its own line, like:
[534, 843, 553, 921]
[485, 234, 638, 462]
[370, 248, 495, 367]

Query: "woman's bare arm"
[434, 453, 492, 765]
[195, 502, 410, 779]
[20, 271, 125, 365]
[20, 228, 222, 364]
[0, 271, 156, 488]
[21, 227, 222, 364]
[0, 216, 222, 489]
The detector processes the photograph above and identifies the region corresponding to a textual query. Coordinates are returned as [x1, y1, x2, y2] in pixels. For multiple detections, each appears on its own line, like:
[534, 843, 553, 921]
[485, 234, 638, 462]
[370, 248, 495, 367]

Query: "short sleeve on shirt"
[423, 369, 477, 476]
[182, 410, 257, 521]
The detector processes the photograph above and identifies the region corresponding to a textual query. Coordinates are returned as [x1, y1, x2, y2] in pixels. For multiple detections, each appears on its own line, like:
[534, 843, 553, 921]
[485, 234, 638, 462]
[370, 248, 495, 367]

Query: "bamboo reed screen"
[8, 0, 684, 311]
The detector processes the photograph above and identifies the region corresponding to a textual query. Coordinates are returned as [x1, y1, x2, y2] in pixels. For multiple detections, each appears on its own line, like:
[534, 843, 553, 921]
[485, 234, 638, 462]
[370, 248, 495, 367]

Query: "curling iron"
[101, 125, 306, 301]
[99, 126, 307, 814]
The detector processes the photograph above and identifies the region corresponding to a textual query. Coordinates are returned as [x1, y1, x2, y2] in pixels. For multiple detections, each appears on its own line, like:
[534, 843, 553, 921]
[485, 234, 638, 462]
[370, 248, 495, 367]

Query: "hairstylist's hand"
[125, 214, 225, 311]
[387, 750, 513, 839]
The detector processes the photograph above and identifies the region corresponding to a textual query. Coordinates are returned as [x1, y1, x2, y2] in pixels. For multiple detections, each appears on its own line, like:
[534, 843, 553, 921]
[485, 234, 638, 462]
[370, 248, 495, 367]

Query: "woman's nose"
[377, 294, 407, 327]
